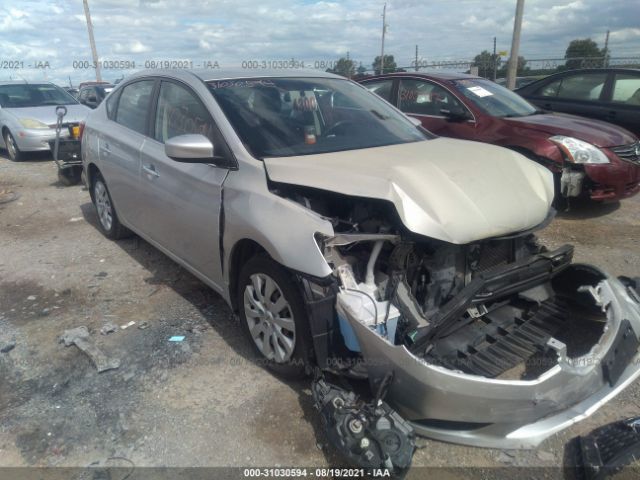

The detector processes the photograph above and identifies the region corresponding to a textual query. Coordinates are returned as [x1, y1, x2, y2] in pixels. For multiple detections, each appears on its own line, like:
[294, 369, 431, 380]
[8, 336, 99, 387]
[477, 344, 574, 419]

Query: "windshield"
[0, 84, 78, 108]
[208, 77, 430, 158]
[452, 79, 538, 118]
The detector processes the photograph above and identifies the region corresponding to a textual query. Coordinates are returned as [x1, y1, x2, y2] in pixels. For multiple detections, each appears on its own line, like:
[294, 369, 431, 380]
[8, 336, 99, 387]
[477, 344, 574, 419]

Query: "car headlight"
[550, 135, 609, 164]
[19, 118, 49, 129]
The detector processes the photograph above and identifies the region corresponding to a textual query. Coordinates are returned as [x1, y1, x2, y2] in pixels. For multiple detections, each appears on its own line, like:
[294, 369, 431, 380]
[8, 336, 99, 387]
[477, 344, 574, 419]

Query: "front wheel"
[4, 130, 24, 162]
[238, 255, 312, 379]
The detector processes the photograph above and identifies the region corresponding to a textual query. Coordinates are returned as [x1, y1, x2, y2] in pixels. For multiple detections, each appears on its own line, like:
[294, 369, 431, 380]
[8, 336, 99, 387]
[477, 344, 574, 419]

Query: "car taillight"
[79, 121, 85, 141]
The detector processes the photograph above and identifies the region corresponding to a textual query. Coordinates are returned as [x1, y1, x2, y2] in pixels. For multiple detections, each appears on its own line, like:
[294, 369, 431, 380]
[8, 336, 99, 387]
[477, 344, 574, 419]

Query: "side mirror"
[440, 108, 470, 122]
[408, 116, 422, 127]
[165, 134, 215, 163]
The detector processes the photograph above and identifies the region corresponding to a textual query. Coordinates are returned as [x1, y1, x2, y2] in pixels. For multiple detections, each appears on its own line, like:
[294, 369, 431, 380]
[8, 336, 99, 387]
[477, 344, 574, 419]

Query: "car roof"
[125, 68, 344, 83]
[535, 67, 640, 78]
[0, 81, 56, 86]
[360, 71, 481, 81]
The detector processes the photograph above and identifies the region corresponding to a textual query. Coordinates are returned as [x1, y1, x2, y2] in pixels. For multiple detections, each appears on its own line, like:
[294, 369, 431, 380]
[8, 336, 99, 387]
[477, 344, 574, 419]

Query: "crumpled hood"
[505, 112, 637, 147]
[5, 104, 90, 126]
[264, 138, 554, 244]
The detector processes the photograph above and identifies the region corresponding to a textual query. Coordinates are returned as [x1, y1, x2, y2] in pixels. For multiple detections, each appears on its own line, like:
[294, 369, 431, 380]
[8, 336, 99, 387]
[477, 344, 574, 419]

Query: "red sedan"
[360, 72, 640, 202]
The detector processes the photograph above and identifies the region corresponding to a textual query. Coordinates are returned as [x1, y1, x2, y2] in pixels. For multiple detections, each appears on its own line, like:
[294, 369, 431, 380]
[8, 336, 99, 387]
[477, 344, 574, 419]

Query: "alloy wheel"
[94, 180, 113, 231]
[243, 273, 296, 363]
[5, 133, 17, 160]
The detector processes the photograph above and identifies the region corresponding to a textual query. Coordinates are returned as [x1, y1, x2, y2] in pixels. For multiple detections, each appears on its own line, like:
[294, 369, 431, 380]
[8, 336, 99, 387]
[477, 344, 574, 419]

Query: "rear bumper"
[348, 268, 640, 449]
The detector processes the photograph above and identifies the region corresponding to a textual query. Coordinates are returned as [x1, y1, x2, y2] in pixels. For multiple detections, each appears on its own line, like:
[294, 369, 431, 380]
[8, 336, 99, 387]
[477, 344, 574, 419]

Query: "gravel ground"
[1, 153, 639, 478]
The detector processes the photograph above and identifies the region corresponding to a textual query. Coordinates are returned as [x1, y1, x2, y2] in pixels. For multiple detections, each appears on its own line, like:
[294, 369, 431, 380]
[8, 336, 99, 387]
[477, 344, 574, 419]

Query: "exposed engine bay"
[273, 182, 640, 452]
[281, 184, 612, 380]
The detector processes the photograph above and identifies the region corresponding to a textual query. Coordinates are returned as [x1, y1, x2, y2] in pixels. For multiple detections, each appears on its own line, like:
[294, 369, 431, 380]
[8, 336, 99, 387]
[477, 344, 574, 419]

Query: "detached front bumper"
[348, 269, 640, 449]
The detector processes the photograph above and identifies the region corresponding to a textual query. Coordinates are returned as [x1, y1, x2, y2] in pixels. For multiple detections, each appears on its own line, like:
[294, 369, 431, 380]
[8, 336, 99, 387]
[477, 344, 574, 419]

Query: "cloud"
[0, 0, 636, 85]
[113, 40, 152, 54]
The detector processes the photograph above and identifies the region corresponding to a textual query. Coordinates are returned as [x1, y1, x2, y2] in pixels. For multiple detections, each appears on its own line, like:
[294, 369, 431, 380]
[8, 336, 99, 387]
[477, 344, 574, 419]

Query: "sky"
[0, 0, 638, 85]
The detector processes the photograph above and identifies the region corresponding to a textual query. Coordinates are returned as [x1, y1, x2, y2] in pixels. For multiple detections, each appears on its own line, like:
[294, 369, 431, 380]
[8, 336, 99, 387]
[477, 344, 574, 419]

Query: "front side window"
[154, 82, 215, 143]
[398, 78, 466, 116]
[363, 79, 394, 103]
[612, 74, 640, 105]
[453, 78, 537, 118]
[208, 77, 430, 158]
[115, 80, 155, 135]
[0, 84, 78, 108]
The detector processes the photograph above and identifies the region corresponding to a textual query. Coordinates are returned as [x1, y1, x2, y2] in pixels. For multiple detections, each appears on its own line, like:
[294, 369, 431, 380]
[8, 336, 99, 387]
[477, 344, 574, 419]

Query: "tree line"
[327, 38, 613, 79]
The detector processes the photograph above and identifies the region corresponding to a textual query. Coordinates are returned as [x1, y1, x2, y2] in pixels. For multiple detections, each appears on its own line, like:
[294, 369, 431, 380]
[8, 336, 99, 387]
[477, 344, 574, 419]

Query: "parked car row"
[75, 68, 640, 459]
[361, 70, 640, 201]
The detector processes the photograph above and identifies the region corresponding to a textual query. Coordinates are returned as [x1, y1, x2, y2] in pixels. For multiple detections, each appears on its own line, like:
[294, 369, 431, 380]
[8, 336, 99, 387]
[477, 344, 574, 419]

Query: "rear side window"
[115, 80, 155, 135]
[105, 88, 120, 120]
[363, 79, 394, 103]
[537, 73, 607, 101]
[612, 74, 640, 105]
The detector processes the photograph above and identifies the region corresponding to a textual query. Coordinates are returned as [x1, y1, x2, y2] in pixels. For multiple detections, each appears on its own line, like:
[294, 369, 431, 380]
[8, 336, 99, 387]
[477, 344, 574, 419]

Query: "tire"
[237, 255, 313, 379]
[91, 173, 132, 240]
[57, 166, 82, 186]
[4, 130, 24, 162]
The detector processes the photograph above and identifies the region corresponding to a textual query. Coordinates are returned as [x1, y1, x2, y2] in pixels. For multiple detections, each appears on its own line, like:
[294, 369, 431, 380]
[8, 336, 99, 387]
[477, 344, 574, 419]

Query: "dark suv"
[360, 72, 639, 202]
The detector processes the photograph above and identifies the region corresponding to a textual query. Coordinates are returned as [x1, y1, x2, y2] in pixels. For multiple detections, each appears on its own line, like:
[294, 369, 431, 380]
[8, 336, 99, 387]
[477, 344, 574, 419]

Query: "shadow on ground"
[557, 198, 621, 220]
[79, 201, 339, 466]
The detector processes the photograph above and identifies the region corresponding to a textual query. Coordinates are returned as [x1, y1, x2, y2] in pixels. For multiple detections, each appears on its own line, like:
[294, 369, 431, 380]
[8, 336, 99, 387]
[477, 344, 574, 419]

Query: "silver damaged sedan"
[81, 69, 640, 449]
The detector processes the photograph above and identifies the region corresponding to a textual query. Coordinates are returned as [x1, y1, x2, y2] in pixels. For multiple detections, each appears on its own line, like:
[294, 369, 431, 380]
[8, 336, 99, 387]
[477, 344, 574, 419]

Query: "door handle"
[607, 110, 617, 119]
[543, 103, 552, 110]
[143, 164, 159, 178]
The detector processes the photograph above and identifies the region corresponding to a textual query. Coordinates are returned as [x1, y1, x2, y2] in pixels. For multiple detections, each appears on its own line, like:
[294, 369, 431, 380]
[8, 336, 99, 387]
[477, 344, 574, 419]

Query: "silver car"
[82, 69, 640, 449]
[0, 82, 89, 161]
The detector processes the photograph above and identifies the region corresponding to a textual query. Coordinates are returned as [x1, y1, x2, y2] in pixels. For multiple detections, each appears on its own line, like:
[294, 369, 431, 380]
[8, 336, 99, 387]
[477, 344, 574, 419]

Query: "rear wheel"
[4, 130, 24, 162]
[237, 255, 312, 379]
[91, 173, 132, 240]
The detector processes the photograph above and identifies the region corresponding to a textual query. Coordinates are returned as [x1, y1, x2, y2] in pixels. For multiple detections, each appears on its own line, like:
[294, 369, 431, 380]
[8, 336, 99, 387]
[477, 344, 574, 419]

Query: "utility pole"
[603, 30, 610, 67]
[415, 45, 419, 71]
[379, 3, 387, 74]
[83, 0, 102, 82]
[492, 37, 497, 81]
[506, 0, 525, 90]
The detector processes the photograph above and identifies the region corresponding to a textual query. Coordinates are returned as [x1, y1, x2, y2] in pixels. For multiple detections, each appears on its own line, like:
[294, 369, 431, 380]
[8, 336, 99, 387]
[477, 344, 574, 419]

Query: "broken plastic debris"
[120, 321, 136, 330]
[137, 321, 150, 330]
[169, 336, 185, 342]
[69, 217, 83, 222]
[100, 322, 118, 335]
[59, 326, 120, 373]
